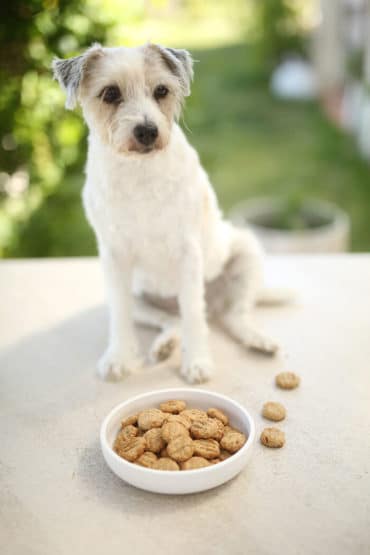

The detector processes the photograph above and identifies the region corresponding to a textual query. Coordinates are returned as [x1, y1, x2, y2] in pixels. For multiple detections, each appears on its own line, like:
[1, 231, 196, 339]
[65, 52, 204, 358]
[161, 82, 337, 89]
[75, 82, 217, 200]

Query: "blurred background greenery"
[0, 0, 369, 257]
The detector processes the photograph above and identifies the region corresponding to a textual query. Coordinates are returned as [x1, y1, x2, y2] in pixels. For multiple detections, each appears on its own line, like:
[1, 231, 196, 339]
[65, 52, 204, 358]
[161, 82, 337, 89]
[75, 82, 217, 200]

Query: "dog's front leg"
[98, 248, 142, 380]
[178, 240, 213, 384]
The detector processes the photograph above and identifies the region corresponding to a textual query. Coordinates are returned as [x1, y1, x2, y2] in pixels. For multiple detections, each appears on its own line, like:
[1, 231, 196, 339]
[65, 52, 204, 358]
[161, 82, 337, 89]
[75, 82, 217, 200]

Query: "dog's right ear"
[52, 43, 103, 109]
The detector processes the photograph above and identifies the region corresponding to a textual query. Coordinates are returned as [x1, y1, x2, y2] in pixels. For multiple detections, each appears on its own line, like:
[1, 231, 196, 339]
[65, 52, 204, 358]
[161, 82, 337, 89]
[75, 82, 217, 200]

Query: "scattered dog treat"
[113, 400, 248, 470]
[260, 427, 285, 448]
[262, 402, 286, 422]
[275, 372, 300, 390]
[261, 371, 301, 450]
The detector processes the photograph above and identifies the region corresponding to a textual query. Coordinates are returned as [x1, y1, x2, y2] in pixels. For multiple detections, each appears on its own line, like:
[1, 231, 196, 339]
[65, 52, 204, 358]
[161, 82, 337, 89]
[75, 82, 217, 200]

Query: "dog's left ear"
[52, 43, 103, 109]
[154, 45, 194, 96]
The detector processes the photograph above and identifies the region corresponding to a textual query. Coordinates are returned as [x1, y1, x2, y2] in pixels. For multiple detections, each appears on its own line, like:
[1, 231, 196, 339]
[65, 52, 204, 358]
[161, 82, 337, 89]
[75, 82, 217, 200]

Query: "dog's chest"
[86, 172, 192, 266]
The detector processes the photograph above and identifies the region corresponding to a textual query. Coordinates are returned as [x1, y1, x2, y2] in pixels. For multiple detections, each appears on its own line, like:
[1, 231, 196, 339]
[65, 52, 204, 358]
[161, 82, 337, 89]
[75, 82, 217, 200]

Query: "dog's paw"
[181, 358, 214, 384]
[246, 332, 279, 356]
[97, 349, 143, 381]
[149, 328, 180, 363]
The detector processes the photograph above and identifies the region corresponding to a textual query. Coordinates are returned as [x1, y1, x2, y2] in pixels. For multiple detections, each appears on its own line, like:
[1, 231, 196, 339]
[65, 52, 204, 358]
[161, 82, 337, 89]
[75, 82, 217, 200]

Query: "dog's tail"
[256, 287, 295, 306]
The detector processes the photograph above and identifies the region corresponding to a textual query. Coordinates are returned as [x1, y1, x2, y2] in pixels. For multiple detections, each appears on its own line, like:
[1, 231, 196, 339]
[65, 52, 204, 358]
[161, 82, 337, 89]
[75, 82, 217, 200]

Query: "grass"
[9, 44, 370, 256]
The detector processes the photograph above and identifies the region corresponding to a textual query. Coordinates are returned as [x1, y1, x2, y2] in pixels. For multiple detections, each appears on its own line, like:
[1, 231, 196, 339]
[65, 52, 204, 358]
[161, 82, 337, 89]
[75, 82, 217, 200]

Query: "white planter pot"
[229, 197, 350, 254]
[358, 92, 370, 160]
[341, 80, 363, 133]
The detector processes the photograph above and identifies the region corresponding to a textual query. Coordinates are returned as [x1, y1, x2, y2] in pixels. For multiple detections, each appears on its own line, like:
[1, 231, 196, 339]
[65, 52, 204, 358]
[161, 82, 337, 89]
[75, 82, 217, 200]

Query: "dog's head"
[52, 43, 193, 156]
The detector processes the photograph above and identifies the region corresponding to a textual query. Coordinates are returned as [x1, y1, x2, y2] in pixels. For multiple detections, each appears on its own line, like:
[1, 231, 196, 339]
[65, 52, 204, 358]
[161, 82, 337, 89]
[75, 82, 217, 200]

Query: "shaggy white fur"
[53, 43, 285, 384]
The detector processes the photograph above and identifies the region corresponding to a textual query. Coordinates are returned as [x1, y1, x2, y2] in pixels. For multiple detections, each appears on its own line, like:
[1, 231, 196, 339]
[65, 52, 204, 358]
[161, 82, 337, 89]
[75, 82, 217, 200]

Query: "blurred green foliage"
[253, 0, 307, 66]
[0, 1, 369, 256]
[0, 0, 110, 256]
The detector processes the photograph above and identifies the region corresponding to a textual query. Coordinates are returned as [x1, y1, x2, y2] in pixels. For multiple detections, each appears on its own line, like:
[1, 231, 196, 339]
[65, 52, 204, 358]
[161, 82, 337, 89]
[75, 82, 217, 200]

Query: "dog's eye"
[100, 85, 121, 104]
[154, 85, 169, 100]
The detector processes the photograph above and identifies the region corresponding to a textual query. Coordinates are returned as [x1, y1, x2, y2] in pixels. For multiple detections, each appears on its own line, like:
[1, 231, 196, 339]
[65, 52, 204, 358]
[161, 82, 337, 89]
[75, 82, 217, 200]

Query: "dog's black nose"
[133, 123, 158, 147]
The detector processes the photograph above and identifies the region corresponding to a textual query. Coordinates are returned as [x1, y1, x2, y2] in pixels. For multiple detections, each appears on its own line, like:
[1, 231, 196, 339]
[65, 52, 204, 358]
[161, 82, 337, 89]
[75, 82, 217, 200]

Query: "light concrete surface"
[0, 255, 369, 555]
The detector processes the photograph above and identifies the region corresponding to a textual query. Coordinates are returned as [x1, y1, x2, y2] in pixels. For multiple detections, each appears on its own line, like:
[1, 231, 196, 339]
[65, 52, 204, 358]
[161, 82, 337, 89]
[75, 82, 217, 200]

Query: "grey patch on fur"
[52, 55, 84, 109]
[52, 43, 102, 109]
[154, 45, 194, 96]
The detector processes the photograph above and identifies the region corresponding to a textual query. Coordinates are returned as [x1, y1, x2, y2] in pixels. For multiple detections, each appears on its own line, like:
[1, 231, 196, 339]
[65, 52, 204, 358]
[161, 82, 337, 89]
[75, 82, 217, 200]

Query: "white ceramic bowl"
[100, 388, 255, 495]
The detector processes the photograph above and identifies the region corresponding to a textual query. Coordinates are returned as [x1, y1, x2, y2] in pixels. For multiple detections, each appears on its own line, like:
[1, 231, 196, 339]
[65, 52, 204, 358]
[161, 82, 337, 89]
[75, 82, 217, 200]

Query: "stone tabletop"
[1, 256, 369, 555]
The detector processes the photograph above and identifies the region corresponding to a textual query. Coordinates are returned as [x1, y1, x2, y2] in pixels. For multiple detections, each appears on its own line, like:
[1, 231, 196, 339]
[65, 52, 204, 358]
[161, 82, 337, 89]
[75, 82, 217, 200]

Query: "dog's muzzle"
[133, 122, 158, 148]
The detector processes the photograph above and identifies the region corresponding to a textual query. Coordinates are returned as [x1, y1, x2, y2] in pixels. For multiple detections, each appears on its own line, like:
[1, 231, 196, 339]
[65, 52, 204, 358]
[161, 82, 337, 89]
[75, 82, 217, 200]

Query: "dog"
[53, 43, 287, 384]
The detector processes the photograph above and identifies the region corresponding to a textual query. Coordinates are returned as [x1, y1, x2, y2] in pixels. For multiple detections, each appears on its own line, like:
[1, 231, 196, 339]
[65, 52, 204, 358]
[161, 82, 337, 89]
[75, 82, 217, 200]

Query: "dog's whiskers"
[180, 112, 192, 135]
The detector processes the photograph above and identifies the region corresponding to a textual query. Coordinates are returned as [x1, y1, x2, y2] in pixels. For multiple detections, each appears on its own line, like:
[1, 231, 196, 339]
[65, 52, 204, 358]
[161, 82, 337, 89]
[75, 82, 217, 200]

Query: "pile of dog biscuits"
[114, 401, 247, 470]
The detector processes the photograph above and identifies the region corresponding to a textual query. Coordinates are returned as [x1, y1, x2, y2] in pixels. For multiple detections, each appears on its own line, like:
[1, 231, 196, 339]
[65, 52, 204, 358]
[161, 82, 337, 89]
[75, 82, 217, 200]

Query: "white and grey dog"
[53, 42, 286, 384]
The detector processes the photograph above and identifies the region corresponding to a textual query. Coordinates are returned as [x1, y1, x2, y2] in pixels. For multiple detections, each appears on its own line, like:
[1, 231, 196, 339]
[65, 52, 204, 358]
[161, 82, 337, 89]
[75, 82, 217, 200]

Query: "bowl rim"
[100, 387, 255, 476]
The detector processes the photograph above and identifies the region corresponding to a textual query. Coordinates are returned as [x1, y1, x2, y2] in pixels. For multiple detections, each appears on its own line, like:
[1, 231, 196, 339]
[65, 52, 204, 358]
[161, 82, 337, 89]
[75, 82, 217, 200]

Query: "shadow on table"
[77, 437, 245, 514]
[0, 304, 174, 420]
[0, 300, 274, 421]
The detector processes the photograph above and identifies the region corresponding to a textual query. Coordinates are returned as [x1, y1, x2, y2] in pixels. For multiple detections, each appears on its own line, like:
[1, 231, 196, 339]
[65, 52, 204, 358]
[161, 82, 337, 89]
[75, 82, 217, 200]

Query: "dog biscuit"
[167, 435, 194, 462]
[224, 425, 238, 434]
[181, 408, 208, 422]
[219, 449, 232, 461]
[161, 420, 189, 442]
[260, 427, 285, 448]
[117, 424, 138, 442]
[190, 418, 219, 439]
[212, 418, 225, 441]
[138, 409, 167, 430]
[207, 407, 229, 425]
[220, 431, 246, 453]
[136, 451, 157, 468]
[192, 439, 220, 459]
[181, 457, 210, 470]
[165, 413, 192, 430]
[276, 372, 300, 390]
[121, 413, 139, 428]
[262, 401, 286, 422]
[114, 436, 146, 462]
[144, 427, 166, 453]
[159, 400, 187, 413]
[153, 458, 180, 471]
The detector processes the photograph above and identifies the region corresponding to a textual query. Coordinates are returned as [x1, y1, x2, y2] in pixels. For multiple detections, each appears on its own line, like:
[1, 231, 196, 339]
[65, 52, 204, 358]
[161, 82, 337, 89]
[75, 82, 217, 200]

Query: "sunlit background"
[0, 0, 369, 256]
